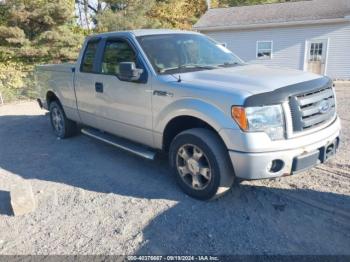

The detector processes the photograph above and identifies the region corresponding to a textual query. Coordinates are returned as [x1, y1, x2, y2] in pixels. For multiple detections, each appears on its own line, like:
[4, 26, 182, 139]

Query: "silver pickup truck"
[36, 29, 341, 200]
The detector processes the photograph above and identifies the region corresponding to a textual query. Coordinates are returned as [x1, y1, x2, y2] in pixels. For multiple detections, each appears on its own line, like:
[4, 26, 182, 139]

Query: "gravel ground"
[0, 85, 349, 255]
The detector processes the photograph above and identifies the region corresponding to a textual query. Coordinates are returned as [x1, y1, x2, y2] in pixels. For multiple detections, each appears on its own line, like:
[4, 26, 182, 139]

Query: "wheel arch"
[162, 115, 224, 152]
[155, 98, 236, 151]
[46, 90, 62, 108]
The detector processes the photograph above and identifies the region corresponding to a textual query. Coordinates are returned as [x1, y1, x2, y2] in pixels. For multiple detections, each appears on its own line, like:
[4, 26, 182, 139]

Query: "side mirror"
[119, 62, 143, 82]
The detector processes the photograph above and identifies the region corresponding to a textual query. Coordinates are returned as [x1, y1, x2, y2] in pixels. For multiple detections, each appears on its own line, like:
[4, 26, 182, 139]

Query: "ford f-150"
[36, 30, 341, 200]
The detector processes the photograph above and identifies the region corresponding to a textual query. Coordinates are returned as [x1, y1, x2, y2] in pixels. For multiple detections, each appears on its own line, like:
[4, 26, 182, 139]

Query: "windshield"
[137, 33, 244, 74]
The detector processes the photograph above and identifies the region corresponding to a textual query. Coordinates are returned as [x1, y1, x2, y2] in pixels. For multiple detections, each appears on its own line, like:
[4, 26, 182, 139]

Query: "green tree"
[0, 0, 84, 63]
[0, 0, 84, 102]
[149, 0, 207, 29]
[94, 0, 158, 32]
[92, 0, 208, 31]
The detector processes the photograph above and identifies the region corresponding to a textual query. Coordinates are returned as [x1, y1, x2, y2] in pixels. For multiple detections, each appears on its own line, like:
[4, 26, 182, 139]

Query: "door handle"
[153, 90, 173, 97]
[95, 82, 103, 93]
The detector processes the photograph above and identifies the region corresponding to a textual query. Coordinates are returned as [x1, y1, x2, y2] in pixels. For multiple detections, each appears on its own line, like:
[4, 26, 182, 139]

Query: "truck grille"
[289, 85, 336, 133]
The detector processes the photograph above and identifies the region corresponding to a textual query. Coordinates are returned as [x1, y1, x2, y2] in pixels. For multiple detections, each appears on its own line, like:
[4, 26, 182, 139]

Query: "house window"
[257, 41, 273, 59]
[309, 42, 323, 61]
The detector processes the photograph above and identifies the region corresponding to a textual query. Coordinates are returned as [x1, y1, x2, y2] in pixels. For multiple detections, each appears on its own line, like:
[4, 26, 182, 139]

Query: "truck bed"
[36, 63, 75, 73]
[35, 63, 76, 111]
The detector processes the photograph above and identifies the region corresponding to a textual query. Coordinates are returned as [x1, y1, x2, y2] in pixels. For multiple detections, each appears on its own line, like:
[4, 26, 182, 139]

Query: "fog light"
[267, 160, 284, 173]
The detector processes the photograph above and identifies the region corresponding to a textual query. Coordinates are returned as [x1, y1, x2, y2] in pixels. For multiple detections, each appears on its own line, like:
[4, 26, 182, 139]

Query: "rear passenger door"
[92, 38, 154, 147]
[74, 38, 103, 127]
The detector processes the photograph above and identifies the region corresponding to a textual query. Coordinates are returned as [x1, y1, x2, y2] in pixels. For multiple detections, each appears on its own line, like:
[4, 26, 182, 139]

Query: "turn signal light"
[231, 106, 248, 130]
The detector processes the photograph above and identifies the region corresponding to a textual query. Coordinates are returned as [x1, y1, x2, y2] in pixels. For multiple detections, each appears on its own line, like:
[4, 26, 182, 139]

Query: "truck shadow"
[0, 113, 181, 200]
[0, 113, 350, 254]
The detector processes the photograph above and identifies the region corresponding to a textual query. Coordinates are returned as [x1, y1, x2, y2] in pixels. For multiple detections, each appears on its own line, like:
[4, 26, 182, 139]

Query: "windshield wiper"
[218, 62, 241, 68]
[159, 64, 219, 74]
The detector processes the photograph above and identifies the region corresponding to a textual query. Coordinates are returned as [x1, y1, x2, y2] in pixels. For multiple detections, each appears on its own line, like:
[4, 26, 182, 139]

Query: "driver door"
[93, 38, 153, 147]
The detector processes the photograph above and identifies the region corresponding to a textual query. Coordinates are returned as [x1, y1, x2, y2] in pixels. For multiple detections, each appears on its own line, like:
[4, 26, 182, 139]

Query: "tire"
[169, 128, 234, 200]
[49, 101, 78, 138]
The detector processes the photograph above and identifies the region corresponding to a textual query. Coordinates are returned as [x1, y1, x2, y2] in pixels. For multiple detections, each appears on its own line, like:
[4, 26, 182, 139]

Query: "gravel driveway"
[0, 85, 349, 255]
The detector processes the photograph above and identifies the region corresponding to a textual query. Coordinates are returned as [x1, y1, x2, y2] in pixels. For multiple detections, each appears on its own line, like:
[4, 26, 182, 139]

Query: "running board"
[81, 128, 156, 160]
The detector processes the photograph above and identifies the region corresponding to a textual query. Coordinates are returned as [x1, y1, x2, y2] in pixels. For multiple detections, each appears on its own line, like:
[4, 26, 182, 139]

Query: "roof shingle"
[194, 0, 350, 30]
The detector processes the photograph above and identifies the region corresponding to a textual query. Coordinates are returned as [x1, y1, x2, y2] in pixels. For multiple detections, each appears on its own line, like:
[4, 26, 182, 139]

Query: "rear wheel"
[169, 128, 234, 200]
[49, 101, 77, 138]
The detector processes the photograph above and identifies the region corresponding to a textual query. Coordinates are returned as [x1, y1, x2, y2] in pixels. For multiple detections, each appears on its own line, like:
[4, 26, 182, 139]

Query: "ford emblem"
[319, 99, 331, 114]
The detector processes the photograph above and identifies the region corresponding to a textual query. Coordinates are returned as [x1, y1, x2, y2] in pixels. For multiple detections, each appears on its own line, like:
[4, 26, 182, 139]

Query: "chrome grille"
[289, 85, 336, 132]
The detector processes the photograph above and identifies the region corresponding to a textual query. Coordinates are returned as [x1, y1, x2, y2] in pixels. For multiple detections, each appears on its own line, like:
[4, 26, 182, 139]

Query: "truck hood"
[169, 64, 323, 95]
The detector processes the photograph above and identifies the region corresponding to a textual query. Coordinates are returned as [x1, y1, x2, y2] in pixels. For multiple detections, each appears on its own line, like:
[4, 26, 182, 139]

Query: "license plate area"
[292, 151, 320, 174]
[292, 137, 339, 174]
[319, 138, 339, 162]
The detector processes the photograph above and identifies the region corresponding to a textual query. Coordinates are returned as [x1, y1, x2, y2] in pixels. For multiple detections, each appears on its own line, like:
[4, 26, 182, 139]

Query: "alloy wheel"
[51, 107, 64, 134]
[176, 144, 212, 190]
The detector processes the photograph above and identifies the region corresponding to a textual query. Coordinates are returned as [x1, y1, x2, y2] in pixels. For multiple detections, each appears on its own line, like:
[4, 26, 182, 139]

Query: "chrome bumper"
[223, 117, 341, 180]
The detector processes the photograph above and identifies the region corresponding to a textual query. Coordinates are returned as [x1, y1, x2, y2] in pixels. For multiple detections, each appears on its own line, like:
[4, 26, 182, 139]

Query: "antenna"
[177, 75, 182, 83]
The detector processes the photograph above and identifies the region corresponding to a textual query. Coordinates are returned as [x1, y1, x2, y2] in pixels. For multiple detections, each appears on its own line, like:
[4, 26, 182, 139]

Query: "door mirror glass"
[119, 62, 144, 82]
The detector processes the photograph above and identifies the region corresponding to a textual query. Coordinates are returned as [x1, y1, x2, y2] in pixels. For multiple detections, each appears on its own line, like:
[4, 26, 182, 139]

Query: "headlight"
[231, 105, 285, 140]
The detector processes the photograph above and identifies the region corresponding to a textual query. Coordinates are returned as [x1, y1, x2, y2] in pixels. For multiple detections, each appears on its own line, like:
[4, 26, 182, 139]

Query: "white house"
[194, 0, 350, 79]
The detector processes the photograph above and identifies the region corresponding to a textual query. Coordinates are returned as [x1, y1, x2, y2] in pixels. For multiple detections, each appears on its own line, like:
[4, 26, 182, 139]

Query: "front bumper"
[223, 117, 341, 180]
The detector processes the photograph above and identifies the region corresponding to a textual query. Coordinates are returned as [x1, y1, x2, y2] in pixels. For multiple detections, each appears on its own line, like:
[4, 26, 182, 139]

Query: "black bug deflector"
[244, 77, 332, 107]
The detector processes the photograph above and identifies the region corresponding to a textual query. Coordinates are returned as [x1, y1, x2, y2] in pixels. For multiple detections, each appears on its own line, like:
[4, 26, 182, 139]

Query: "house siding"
[203, 22, 350, 79]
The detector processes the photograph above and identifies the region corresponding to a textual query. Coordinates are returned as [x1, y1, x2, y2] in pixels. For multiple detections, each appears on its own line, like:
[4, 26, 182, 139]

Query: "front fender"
[154, 98, 239, 134]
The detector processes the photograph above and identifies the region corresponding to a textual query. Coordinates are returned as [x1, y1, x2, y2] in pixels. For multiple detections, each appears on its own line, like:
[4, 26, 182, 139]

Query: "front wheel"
[169, 128, 234, 200]
[49, 101, 78, 138]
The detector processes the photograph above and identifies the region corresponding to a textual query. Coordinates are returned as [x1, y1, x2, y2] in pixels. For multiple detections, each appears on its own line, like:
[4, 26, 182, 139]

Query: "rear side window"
[81, 40, 99, 73]
[101, 40, 136, 75]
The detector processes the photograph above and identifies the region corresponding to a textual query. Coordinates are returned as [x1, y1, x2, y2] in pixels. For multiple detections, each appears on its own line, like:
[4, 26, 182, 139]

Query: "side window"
[81, 40, 99, 73]
[101, 40, 137, 75]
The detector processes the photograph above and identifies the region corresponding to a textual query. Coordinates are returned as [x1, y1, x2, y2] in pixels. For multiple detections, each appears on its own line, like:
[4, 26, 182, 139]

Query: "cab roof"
[87, 29, 200, 39]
